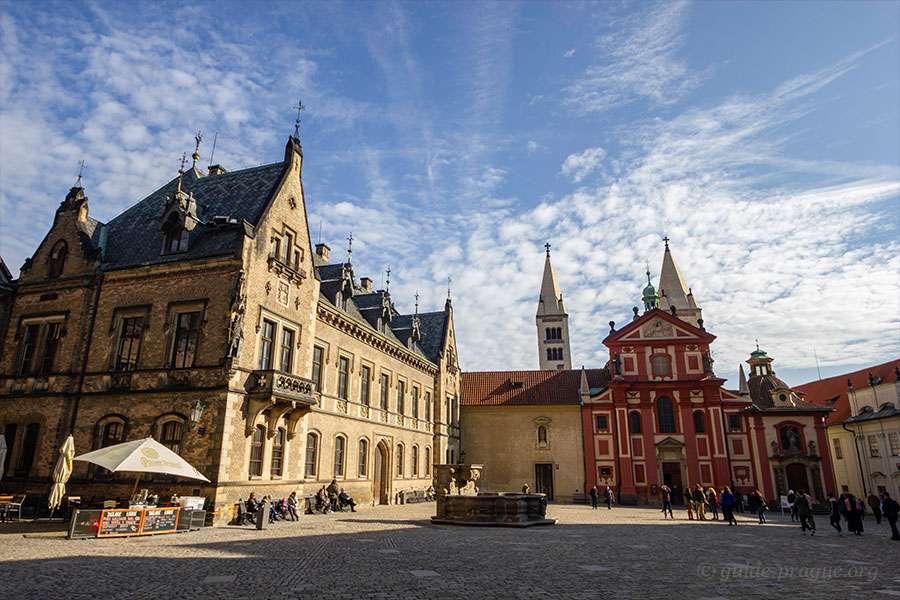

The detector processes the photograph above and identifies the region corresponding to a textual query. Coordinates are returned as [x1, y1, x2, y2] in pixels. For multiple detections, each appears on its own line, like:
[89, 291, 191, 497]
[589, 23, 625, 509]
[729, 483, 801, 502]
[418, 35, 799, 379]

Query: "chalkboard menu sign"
[140, 507, 179, 535]
[97, 509, 143, 537]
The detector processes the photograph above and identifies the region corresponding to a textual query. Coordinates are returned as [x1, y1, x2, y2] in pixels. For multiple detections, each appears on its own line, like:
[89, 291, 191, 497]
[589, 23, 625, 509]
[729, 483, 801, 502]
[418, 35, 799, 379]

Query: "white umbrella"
[48, 435, 75, 513]
[0, 434, 7, 482]
[73, 437, 209, 481]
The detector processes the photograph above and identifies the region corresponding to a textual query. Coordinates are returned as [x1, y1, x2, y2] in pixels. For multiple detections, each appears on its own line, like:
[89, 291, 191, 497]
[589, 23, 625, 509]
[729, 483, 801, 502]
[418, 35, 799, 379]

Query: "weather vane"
[385, 265, 391, 291]
[447, 276, 452, 300]
[293, 100, 306, 138]
[347, 232, 353, 263]
[192, 131, 202, 167]
[75, 160, 85, 187]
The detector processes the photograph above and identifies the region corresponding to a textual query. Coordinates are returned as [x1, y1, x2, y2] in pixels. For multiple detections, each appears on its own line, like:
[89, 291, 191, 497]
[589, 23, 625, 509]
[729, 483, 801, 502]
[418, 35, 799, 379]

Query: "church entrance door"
[535, 463, 554, 500]
[662, 462, 683, 504]
[785, 463, 809, 494]
[374, 443, 389, 504]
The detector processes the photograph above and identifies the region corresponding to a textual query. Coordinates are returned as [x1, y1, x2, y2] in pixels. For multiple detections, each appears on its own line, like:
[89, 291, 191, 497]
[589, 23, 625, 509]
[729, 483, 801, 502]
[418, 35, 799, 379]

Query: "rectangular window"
[868, 435, 880, 458]
[249, 425, 264, 477]
[832, 438, 843, 460]
[380, 374, 389, 410]
[889, 432, 900, 456]
[596, 415, 608, 431]
[115, 317, 143, 371]
[311, 346, 323, 391]
[38, 322, 61, 374]
[412, 387, 419, 419]
[17, 324, 40, 375]
[282, 231, 293, 263]
[728, 414, 741, 430]
[258, 319, 275, 370]
[338, 356, 350, 399]
[651, 355, 671, 377]
[333, 436, 346, 477]
[280, 328, 294, 372]
[271, 236, 281, 259]
[305, 433, 318, 477]
[271, 428, 284, 477]
[397, 380, 406, 414]
[425, 391, 432, 422]
[171, 311, 201, 368]
[360, 366, 371, 406]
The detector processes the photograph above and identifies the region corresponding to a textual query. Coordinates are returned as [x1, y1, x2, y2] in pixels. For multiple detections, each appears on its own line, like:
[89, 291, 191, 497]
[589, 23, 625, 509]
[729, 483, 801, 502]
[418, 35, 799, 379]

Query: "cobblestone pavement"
[1, 503, 897, 599]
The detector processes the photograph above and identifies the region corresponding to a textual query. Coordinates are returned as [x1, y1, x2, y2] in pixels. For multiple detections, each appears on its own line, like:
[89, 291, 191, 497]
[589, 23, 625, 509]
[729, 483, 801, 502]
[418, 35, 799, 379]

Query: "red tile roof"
[461, 369, 610, 407]
[793, 359, 900, 424]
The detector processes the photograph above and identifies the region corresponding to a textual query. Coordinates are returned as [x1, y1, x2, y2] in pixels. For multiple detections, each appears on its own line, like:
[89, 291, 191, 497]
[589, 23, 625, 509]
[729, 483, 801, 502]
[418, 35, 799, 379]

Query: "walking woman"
[844, 493, 864, 535]
[720, 486, 737, 526]
[684, 487, 694, 520]
[707, 487, 719, 520]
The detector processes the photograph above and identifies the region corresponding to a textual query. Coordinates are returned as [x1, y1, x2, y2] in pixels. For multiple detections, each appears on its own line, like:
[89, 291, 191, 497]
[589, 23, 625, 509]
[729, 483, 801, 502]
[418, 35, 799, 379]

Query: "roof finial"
[385, 265, 391, 291]
[646, 260, 652, 285]
[74, 160, 85, 188]
[192, 131, 202, 168]
[414, 290, 419, 316]
[347, 232, 353, 264]
[755, 338, 759, 351]
[447, 276, 452, 300]
[545, 242, 551, 257]
[177, 152, 187, 193]
[663, 236, 670, 250]
[293, 100, 306, 139]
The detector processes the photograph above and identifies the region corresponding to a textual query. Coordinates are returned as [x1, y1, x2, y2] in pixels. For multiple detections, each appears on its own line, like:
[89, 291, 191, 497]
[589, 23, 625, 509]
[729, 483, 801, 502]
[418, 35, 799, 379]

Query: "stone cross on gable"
[663, 236, 670, 249]
[545, 242, 551, 256]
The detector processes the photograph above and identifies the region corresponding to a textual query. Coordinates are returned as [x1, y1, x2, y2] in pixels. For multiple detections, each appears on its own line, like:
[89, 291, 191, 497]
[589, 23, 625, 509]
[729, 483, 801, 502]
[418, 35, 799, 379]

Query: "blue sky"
[1, 1, 898, 386]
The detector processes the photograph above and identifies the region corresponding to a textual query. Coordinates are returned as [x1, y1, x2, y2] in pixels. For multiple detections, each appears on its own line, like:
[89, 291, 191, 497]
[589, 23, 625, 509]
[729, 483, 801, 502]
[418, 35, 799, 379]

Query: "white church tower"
[536, 243, 572, 370]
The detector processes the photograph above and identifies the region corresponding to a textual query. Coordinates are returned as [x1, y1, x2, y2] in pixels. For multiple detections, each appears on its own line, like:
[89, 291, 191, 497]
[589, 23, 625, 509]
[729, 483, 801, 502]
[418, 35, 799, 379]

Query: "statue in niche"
[612, 354, 622, 376]
[227, 272, 247, 358]
[780, 426, 801, 451]
[703, 351, 714, 373]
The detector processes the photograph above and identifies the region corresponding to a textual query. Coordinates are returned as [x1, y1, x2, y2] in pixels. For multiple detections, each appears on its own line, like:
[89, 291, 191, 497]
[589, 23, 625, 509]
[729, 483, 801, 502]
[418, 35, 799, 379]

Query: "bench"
[305, 495, 330, 514]
[401, 490, 427, 504]
[572, 493, 589, 504]
[3, 494, 26, 522]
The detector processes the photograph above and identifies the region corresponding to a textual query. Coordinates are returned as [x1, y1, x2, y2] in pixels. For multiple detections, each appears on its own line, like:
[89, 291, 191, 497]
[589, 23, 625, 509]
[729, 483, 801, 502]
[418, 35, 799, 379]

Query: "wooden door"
[535, 463, 554, 500]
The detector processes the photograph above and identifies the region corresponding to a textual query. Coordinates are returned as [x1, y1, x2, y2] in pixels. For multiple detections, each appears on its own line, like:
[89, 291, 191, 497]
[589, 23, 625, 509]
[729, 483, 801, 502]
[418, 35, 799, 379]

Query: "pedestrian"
[589, 485, 599, 509]
[843, 493, 864, 535]
[867, 492, 883, 525]
[522, 483, 530, 494]
[794, 489, 815, 535]
[827, 492, 843, 536]
[706, 487, 719, 520]
[787, 489, 797, 522]
[684, 487, 694, 520]
[660, 485, 674, 518]
[881, 492, 900, 541]
[603, 486, 615, 509]
[736, 491, 745, 513]
[286, 491, 299, 521]
[749, 489, 767, 524]
[692, 484, 707, 521]
[720, 486, 737, 526]
[326, 479, 340, 512]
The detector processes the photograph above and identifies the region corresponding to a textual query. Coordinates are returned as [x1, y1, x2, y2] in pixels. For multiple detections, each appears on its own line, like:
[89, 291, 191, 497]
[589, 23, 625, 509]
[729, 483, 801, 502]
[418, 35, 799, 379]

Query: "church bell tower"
[536, 243, 572, 370]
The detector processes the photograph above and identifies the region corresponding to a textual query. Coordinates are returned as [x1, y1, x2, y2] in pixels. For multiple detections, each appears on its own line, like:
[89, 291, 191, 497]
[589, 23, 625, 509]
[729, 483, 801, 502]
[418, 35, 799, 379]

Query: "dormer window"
[48, 240, 68, 278]
[162, 215, 189, 253]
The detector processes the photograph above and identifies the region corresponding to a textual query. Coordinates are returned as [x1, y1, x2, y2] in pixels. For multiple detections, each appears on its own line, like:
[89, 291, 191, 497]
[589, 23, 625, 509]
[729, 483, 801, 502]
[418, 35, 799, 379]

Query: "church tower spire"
[536, 243, 572, 370]
[657, 238, 702, 327]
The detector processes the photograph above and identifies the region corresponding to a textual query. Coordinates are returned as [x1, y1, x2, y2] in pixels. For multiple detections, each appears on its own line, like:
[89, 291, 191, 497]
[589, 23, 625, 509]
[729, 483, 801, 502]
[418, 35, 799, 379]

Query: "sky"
[1, 0, 898, 387]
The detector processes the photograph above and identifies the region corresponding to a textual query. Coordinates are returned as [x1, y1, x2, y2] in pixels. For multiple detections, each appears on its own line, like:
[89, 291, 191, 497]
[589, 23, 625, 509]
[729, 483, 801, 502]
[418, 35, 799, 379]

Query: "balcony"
[267, 254, 307, 286]
[245, 370, 317, 439]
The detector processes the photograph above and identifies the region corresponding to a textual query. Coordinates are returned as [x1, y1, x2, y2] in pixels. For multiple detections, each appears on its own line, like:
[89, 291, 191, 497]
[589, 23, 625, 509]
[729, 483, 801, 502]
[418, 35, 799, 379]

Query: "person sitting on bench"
[338, 488, 357, 512]
[316, 486, 331, 514]
[246, 492, 261, 523]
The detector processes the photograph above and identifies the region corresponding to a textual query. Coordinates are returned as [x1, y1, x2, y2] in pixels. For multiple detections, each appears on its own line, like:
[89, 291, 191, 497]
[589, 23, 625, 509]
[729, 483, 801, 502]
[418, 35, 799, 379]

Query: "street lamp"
[190, 399, 204, 433]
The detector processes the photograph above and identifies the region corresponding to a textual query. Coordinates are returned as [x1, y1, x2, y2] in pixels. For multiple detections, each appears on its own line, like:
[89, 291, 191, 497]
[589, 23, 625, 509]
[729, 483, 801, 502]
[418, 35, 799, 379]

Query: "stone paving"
[1, 503, 898, 599]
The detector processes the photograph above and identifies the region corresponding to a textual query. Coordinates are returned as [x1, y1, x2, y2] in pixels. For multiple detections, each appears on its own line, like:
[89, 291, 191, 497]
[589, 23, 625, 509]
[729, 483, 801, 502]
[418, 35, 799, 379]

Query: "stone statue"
[808, 440, 817, 456]
[227, 272, 247, 358]
[612, 354, 622, 376]
[703, 351, 714, 373]
[787, 427, 800, 450]
[771, 440, 779, 456]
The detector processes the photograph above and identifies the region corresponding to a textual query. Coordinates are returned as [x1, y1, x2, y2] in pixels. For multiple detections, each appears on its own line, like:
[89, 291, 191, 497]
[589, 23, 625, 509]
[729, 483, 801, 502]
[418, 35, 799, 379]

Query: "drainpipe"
[842, 422, 866, 496]
[69, 273, 103, 435]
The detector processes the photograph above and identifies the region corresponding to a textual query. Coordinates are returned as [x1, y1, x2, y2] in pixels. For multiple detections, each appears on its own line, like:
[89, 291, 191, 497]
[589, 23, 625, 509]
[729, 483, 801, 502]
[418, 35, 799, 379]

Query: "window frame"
[693, 411, 705, 433]
[333, 435, 346, 478]
[425, 391, 432, 422]
[48, 240, 68, 278]
[380, 373, 390, 410]
[258, 319, 276, 370]
[157, 416, 186, 456]
[832, 437, 843, 460]
[868, 435, 880, 458]
[656, 396, 676, 434]
[396, 443, 404, 477]
[338, 356, 350, 400]
[115, 316, 144, 372]
[270, 427, 285, 477]
[412, 445, 419, 477]
[311, 346, 324, 391]
[279, 327, 294, 373]
[358, 438, 369, 477]
[412, 386, 420, 419]
[360, 365, 371, 406]
[249, 424, 265, 477]
[595, 415, 608, 432]
[15, 423, 40, 477]
[651, 354, 671, 377]
[170, 310, 202, 369]
[629, 412, 642, 434]
[304, 432, 319, 478]
[397, 380, 406, 415]
[425, 446, 431, 475]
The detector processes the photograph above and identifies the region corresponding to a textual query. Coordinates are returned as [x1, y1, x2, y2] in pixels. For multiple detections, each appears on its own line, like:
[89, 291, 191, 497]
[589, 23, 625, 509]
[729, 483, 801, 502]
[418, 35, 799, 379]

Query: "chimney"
[207, 165, 227, 175]
[315, 243, 330, 262]
[360, 277, 373, 293]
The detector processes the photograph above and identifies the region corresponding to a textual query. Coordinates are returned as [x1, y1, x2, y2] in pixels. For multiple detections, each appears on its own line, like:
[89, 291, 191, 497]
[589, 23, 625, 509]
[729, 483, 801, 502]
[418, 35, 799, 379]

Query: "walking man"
[827, 492, 843, 536]
[867, 492, 883, 525]
[692, 484, 707, 521]
[881, 492, 899, 541]
[720, 486, 737, 526]
[589, 485, 599, 510]
[603, 486, 615, 509]
[794, 489, 815, 535]
[660, 485, 674, 518]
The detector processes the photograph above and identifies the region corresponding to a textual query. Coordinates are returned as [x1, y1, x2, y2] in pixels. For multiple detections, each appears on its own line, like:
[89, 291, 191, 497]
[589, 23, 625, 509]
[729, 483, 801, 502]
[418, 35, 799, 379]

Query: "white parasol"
[48, 435, 75, 512]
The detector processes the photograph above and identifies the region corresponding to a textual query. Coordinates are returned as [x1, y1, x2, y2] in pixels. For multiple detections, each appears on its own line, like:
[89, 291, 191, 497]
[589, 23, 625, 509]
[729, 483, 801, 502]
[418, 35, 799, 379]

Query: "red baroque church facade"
[580, 244, 836, 505]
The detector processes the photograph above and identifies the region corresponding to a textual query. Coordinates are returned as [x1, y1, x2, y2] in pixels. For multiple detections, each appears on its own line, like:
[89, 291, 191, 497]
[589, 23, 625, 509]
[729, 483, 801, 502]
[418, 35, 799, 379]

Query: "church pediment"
[604, 308, 714, 345]
[655, 436, 685, 448]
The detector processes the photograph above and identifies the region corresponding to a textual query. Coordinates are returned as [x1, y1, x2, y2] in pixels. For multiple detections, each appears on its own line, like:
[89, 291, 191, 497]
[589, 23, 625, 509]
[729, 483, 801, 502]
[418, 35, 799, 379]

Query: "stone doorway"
[785, 462, 809, 494]
[662, 462, 683, 504]
[535, 463, 554, 500]
[374, 442, 390, 504]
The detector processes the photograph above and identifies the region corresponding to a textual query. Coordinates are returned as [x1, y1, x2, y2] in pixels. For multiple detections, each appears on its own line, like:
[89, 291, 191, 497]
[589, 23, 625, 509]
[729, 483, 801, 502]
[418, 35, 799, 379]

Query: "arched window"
[305, 432, 319, 477]
[546, 348, 553, 361]
[630, 412, 641, 434]
[94, 417, 126, 477]
[693, 411, 705, 433]
[396, 443, 404, 477]
[657, 397, 676, 433]
[651, 355, 671, 377]
[412, 445, 419, 477]
[537, 425, 548, 444]
[358, 439, 369, 477]
[270, 427, 284, 477]
[425, 446, 431, 476]
[49, 240, 68, 278]
[15, 423, 40, 477]
[157, 417, 185, 455]
[333, 435, 346, 477]
[249, 425, 265, 476]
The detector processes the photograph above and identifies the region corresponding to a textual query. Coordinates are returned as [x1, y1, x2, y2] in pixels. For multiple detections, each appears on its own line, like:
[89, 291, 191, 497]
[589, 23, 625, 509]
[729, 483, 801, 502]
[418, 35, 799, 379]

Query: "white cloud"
[563, 48, 576, 58]
[561, 146, 606, 182]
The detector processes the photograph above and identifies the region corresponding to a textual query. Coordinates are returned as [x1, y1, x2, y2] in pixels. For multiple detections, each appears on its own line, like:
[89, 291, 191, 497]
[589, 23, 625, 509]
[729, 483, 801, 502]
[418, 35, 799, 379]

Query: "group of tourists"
[676, 483, 741, 525]
[241, 481, 359, 524]
[826, 491, 899, 539]
[588, 485, 616, 510]
[314, 480, 358, 513]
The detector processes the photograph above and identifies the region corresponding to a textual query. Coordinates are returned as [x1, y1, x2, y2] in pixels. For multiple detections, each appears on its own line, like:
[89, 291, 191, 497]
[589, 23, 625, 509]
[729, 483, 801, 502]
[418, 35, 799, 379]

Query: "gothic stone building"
[0, 137, 460, 521]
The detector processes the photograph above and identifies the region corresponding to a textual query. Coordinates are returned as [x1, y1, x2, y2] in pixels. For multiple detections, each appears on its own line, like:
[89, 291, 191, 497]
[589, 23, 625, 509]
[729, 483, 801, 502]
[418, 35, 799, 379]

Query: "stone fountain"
[431, 464, 555, 527]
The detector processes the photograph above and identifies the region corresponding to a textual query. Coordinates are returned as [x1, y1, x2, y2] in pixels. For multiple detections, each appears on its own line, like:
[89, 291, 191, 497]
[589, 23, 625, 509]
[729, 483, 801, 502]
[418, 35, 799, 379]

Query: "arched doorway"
[785, 463, 810, 493]
[373, 442, 390, 504]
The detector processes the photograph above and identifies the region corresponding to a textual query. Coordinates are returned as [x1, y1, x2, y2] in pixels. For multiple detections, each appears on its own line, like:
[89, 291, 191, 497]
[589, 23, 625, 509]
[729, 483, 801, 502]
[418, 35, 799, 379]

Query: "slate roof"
[794, 359, 900, 424]
[461, 368, 610, 407]
[102, 163, 285, 270]
[844, 403, 900, 424]
[744, 373, 829, 413]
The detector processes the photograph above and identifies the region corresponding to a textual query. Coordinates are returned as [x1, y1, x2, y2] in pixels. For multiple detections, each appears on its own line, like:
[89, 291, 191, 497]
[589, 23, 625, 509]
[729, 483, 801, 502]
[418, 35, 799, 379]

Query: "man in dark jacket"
[881, 492, 900, 540]
[603, 486, 615, 509]
[692, 484, 707, 520]
[867, 492, 883, 524]
[827, 492, 843, 536]
[787, 490, 797, 522]
[326, 479, 340, 512]
[794, 489, 815, 535]
[589, 486, 599, 510]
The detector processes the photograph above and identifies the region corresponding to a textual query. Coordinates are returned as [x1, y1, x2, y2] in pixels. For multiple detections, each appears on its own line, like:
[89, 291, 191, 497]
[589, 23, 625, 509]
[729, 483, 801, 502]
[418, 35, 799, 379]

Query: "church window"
[333, 435, 346, 477]
[48, 240, 68, 278]
[258, 320, 275, 370]
[656, 397, 676, 433]
[651, 355, 671, 377]
[832, 438, 843, 460]
[595, 415, 608, 431]
[305, 432, 319, 477]
[630, 412, 641, 434]
[171, 311, 201, 369]
[538, 425, 548, 444]
[115, 317, 143, 371]
[338, 357, 350, 399]
[693, 411, 705, 433]
[868, 435, 880, 458]
[311, 346, 324, 391]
